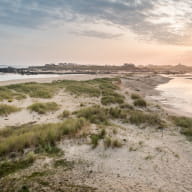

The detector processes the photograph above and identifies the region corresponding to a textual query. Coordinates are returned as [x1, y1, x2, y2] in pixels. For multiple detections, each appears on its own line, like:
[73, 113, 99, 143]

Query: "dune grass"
[172, 116, 192, 139]
[0, 104, 20, 116]
[107, 107, 127, 119]
[75, 105, 109, 125]
[0, 78, 121, 103]
[129, 110, 163, 127]
[0, 87, 26, 101]
[75, 105, 130, 124]
[28, 102, 59, 114]
[0, 118, 87, 156]
[7, 82, 56, 98]
[101, 94, 124, 105]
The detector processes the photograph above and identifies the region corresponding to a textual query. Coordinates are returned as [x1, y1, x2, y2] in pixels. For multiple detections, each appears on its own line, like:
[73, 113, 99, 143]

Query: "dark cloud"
[0, 0, 191, 44]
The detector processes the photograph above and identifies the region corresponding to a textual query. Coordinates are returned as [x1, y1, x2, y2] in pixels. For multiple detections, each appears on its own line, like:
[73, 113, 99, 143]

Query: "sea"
[0, 73, 61, 82]
[153, 73, 192, 117]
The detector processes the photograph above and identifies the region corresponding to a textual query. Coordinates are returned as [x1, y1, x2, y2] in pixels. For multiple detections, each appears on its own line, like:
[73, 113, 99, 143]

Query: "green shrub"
[0, 104, 20, 116]
[133, 99, 147, 107]
[28, 102, 59, 114]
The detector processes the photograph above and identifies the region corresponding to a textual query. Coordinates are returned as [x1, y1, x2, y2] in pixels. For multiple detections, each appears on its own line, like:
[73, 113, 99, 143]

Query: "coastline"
[0, 73, 192, 192]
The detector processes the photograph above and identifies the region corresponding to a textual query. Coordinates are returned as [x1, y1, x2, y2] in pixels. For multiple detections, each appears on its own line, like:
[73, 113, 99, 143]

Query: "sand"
[0, 73, 192, 192]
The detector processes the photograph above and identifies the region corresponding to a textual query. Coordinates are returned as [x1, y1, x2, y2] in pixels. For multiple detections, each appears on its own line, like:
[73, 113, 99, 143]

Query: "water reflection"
[154, 75, 192, 116]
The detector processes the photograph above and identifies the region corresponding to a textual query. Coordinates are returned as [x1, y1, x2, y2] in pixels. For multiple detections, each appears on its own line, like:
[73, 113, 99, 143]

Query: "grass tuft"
[28, 102, 59, 114]
[75, 105, 109, 125]
[58, 110, 71, 119]
[133, 98, 147, 107]
[172, 116, 192, 139]
[0, 104, 20, 116]
[129, 111, 162, 126]
[131, 93, 141, 100]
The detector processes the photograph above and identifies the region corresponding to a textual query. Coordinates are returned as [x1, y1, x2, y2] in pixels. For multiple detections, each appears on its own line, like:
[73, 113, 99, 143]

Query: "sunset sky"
[1, 0, 192, 67]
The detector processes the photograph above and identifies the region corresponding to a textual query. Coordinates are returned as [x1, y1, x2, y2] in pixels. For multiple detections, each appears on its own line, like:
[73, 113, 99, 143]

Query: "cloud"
[73, 30, 122, 39]
[0, 0, 192, 44]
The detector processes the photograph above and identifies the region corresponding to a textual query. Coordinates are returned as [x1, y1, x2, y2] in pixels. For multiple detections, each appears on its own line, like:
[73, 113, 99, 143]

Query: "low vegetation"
[75, 105, 109, 125]
[0, 87, 26, 101]
[101, 94, 124, 105]
[0, 118, 87, 156]
[108, 107, 127, 119]
[133, 98, 147, 107]
[0, 104, 20, 116]
[129, 110, 163, 127]
[54, 159, 74, 169]
[90, 128, 106, 148]
[0, 154, 35, 178]
[58, 110, 71, 119]
[7, 82, 56, 98]
[131, 93, 141, 100]
[0, 78, 121, 103]
[28, 102, 59, 114]
[173, 116, 192, 139]
[104, 137, 122, 149]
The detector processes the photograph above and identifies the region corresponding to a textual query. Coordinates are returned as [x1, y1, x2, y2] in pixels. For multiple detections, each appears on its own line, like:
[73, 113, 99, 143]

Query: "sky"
[0, 0, 192, 67]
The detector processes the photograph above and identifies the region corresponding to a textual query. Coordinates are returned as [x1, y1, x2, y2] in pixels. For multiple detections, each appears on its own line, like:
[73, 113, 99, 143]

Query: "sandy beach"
[0, 73, 192, 192]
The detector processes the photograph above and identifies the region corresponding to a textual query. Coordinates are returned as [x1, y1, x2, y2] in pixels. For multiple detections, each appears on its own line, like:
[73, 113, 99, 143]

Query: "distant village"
[0, 62, 192, 75]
